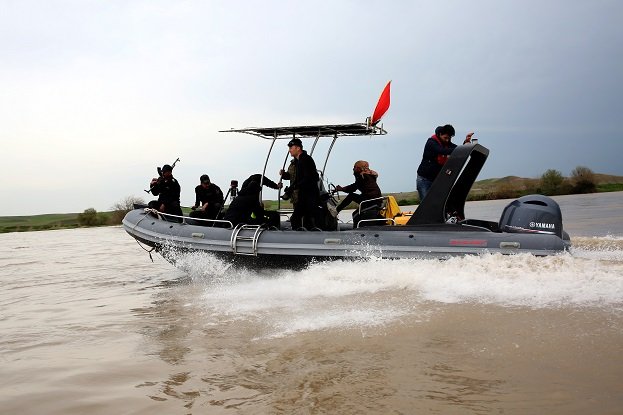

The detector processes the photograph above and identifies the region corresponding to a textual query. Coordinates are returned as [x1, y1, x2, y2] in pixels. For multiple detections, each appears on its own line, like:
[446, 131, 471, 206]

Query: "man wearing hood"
[335, 160, 382, 213]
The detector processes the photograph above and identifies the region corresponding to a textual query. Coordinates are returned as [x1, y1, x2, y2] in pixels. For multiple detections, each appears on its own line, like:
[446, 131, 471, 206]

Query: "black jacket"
[416, 136, 457, 181]
[293, 151, 320, 206]
[223, 181, 263, 225]
[194, 183, 224, 208]
[293, 151, 319, 192]
[341, 172, 382, 200]
[241, 174, 280, 191]
[151, 177, 181, 206]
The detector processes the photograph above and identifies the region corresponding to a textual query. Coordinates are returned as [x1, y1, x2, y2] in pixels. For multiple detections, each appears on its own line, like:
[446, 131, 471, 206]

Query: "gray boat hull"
[122, 209, 570, 267]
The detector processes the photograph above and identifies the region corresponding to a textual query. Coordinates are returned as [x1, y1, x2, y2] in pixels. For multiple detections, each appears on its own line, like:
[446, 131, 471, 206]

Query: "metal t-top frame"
[219, 121, 387, 207]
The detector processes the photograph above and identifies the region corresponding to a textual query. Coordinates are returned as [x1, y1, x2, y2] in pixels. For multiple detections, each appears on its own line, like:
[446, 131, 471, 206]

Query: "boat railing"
[356, 218, 396, 228]
[355, 196, 398, 228]
[357, 196, 386, 215]
[143, 208, 234, 229]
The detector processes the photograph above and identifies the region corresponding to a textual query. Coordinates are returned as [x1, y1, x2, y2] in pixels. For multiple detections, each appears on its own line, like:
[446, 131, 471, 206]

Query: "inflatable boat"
[123, 121, 570, 267]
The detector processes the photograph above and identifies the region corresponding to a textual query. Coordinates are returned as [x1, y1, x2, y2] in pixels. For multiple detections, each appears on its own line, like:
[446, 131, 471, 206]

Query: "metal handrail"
[144, 208, 233, 228]
[357, 196, 386, 214]
[356, 218, 396, 228]
[230, 224, 264, 255]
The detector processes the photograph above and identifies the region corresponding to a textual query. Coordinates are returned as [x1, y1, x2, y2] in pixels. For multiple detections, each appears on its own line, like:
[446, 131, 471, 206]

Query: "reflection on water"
[1, 193, 623, 414]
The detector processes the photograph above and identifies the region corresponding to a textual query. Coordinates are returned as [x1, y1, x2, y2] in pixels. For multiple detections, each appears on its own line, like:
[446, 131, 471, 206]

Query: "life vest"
[431, 135, 449, 166]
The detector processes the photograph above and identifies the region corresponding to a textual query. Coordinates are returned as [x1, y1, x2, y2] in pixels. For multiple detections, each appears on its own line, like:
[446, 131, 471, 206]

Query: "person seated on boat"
[189, 174, 224, 221]
[334, 160, 382, 213]
[222, 180, 267, 227]
[416, 124, 474, 202]
[287, 138, 321, 230]
[279, 158, 298, 203]
[147, 164, 183, 220]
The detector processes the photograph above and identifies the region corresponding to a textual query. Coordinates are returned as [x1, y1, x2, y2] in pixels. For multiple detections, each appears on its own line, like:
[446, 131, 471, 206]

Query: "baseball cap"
[287, 138, 303, 148]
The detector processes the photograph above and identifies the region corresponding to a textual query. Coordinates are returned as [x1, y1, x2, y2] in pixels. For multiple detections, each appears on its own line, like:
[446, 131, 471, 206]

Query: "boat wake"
[165, 236, 623, 338]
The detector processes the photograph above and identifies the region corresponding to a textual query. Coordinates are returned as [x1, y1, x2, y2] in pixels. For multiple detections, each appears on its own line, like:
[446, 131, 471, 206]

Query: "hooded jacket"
[416, 135, 458, 181]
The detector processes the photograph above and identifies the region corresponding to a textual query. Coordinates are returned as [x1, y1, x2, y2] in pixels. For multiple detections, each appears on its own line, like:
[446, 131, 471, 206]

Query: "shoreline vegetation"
[3, 171, 623, 234]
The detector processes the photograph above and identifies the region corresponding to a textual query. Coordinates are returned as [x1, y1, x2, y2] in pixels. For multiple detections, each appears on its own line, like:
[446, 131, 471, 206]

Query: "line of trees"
[485, 165, 599, 200]
[398, 165, 604, 204]
[539, 166, 597, 196]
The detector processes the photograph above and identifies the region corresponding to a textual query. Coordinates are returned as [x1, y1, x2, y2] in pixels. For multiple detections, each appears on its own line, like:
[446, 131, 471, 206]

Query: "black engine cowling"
[499, 195, 564, 238]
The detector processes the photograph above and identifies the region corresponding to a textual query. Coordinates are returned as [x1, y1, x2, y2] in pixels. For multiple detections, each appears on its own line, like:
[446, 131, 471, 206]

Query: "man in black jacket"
[241, 174, 281, 193]
[223, 180, 264, 226]
[335, 160, 382, 212]
[148, 164, 183, 218]
[222, 174, 281, 227]
[287, 138, 321, 230]
[190, 174, 224, 221]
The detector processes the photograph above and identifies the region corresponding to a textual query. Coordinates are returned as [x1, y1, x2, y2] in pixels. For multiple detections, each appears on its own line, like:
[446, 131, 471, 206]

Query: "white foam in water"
[570, 235, 623, 261]
[168, 239, 623, 337]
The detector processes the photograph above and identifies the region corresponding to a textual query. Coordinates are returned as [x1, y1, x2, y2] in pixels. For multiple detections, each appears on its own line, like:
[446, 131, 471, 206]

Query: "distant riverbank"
[2, 183, 623, 234]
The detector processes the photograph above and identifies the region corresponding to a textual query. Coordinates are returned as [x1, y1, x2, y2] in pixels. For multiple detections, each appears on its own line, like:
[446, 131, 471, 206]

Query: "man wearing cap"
[190, 174, 224, 221]
[287, 138, 321, 230]
[148, 164, 183, 218]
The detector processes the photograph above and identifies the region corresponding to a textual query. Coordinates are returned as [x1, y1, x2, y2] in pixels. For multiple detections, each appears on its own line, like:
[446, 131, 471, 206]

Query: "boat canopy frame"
[220, 122, 387, 207]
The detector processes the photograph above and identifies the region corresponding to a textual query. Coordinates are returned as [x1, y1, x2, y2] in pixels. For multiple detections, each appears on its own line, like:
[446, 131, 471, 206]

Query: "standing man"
[148, 164, 183, 218]
[287, 138, 321, 230]
[190, 174, 224, 221]
[416, 124, 474, 202]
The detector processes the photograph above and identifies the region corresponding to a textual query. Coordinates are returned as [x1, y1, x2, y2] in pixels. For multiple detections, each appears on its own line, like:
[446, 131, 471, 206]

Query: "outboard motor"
[499, 195, 564, 238]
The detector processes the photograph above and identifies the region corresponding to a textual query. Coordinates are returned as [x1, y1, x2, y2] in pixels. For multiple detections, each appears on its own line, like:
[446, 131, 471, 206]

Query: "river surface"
[1, 192, 622, 414]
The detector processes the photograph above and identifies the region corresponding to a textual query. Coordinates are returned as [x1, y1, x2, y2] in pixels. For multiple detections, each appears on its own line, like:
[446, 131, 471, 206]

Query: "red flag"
[371, 81, 391, 125]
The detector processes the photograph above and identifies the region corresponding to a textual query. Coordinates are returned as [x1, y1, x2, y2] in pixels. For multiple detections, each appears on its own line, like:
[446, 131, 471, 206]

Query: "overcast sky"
[2, 0, 622, 216]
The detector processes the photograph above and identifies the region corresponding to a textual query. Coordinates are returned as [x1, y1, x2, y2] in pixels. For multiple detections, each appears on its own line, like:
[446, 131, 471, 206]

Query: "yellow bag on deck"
[379, 196, 413, 225]
[383, 196, 402, 219]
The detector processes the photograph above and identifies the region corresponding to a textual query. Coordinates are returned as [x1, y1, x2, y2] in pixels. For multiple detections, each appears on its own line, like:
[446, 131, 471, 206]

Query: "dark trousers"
[336, 193, 363, 212]
[291, 198, 318, 230]
[336, 193, 381, 212]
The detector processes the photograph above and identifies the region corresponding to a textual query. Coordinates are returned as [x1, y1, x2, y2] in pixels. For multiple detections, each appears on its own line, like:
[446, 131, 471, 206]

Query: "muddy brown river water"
[1, 192, 622, 414]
